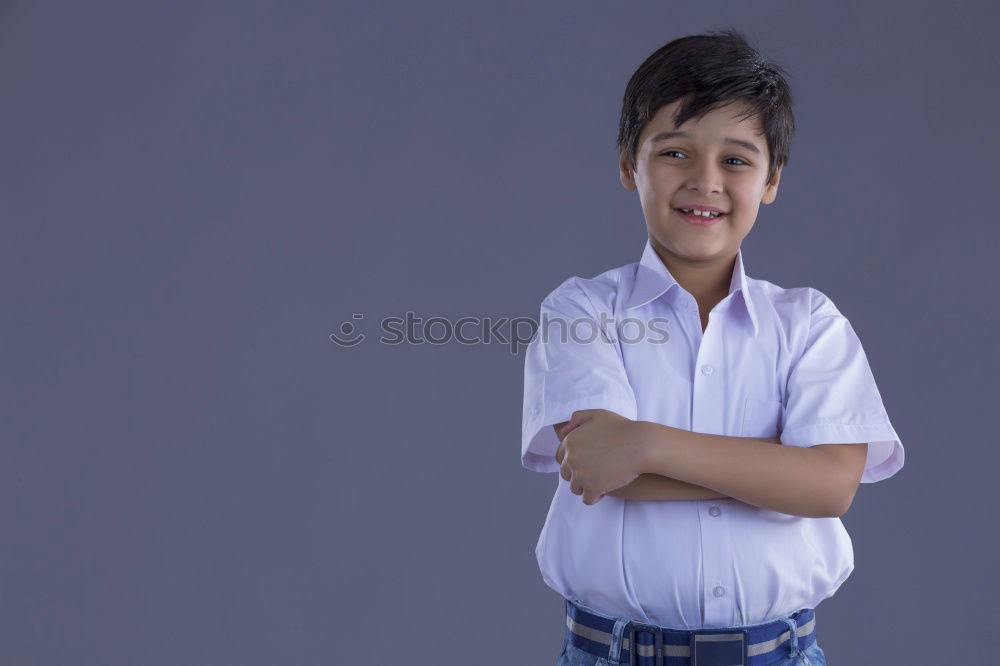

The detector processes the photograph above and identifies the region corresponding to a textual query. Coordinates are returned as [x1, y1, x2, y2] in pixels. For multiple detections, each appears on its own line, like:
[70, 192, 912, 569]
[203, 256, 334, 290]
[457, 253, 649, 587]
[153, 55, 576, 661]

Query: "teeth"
[680, 208, 721, 217]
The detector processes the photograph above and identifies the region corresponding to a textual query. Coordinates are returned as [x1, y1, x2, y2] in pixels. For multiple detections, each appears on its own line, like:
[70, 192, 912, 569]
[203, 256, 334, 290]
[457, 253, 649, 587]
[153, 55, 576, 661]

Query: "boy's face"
[619, 98, 781, 264]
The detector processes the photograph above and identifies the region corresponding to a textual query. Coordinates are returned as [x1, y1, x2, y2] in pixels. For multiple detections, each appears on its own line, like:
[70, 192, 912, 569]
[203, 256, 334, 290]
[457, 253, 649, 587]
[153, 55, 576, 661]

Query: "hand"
[554, 409, 648, 505]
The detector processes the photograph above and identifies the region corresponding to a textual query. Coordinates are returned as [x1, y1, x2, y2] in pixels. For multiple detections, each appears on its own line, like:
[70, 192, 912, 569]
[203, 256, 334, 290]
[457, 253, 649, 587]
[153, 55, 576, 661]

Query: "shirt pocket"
[740, 397, 785, 439]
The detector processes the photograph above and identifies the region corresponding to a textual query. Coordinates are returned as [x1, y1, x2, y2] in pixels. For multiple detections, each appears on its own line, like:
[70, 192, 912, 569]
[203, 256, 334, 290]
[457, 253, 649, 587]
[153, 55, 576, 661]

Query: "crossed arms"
[555, 419, 740, 501]
[552, 412, 868, 517]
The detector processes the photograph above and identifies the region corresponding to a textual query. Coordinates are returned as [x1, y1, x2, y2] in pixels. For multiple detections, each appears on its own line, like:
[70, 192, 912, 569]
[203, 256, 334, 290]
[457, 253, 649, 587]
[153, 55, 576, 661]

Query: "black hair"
[617, 27, 795, 187]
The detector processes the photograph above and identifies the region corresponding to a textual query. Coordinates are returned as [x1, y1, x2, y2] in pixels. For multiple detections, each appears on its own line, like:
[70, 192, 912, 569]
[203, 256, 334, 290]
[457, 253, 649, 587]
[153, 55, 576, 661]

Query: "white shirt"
[521, 237, 904, 629]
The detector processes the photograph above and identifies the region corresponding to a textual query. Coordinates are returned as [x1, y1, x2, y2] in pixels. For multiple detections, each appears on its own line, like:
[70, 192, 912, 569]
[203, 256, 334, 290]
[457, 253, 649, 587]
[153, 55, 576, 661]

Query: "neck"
[649, 238, 737, 306]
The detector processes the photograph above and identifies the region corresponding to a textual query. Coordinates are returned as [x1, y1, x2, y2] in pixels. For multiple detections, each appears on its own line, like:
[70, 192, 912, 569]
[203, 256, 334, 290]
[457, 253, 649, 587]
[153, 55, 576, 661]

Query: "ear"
[619, 151, 636, 191]
[760, 164, 782, 204]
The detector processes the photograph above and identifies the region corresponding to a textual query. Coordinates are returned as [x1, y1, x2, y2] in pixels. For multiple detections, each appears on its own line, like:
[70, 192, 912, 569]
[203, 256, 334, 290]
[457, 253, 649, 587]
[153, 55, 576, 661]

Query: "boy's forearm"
[638, 425, 847, 518]
[607, 436, 781, 501]
[606, 473, 729, 500]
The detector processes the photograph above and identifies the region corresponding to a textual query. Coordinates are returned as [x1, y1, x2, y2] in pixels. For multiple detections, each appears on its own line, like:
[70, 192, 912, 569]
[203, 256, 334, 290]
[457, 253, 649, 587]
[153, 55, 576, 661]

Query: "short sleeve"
[521, 279, 638, 473]
[780, 289, 904, 483]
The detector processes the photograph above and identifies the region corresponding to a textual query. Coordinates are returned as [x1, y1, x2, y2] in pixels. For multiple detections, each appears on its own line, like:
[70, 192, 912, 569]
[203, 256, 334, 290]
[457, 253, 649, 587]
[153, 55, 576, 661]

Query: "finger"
[568, 409, 596, 429]
[555, 441, 564, 464]
[560, 461, 571, 482]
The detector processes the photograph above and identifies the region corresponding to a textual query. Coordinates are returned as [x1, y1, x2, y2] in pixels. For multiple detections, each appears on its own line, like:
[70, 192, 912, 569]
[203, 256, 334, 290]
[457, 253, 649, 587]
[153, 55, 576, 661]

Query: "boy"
[520, 29, 904, 666]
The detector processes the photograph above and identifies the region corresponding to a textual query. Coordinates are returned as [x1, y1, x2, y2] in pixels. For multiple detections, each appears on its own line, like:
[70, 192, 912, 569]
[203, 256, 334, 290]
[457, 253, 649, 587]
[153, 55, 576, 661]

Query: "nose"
[684, 158, 723, 195]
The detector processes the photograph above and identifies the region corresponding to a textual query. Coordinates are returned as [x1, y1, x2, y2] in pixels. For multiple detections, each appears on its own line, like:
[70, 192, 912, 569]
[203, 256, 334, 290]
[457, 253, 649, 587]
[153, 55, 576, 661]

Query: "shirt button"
[701, 364, 714, 375]
[709, 506, 721, 517]
[713, 586, 726, 598]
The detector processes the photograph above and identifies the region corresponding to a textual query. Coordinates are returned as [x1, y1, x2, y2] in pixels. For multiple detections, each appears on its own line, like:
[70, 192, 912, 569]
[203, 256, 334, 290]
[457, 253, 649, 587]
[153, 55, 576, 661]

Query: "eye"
[660, 151, 749, 166]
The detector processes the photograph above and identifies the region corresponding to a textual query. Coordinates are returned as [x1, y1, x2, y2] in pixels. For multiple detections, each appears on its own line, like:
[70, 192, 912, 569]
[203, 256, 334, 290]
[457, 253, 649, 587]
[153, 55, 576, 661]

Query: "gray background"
[2, 0, 995, 663]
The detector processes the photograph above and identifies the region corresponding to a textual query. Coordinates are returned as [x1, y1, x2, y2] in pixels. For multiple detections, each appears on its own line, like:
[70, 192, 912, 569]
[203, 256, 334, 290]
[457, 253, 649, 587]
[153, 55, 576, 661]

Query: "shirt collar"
[624, 238, 760, 337]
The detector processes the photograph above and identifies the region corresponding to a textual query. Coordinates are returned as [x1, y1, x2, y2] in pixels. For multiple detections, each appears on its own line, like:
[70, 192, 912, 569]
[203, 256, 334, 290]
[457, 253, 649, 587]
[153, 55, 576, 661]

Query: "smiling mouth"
[675, 208, 726, 218]
[675, 208, 727, 225]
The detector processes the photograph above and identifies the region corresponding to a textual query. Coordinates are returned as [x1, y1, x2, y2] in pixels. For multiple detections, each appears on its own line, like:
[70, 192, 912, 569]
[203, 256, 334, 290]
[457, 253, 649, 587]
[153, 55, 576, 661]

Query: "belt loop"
[653, 628, 663, 666]
[779, 616, 800, 657]
[628, 627, 636, 666]
[608, 617, 630, 665]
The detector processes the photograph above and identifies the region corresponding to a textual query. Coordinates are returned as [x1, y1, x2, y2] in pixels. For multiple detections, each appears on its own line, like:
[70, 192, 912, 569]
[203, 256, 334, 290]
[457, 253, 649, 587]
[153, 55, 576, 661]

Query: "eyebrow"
[650, 130, 762, 156]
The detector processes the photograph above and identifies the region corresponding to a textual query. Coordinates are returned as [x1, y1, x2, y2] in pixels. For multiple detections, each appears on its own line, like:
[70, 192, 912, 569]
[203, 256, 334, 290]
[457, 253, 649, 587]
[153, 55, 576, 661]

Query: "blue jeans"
[556, 599, 828, 666]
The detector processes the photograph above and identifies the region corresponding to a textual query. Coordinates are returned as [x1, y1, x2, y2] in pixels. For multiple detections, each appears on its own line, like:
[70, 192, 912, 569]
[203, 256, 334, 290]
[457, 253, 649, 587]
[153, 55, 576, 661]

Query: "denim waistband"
[564, 598, 816, 666]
